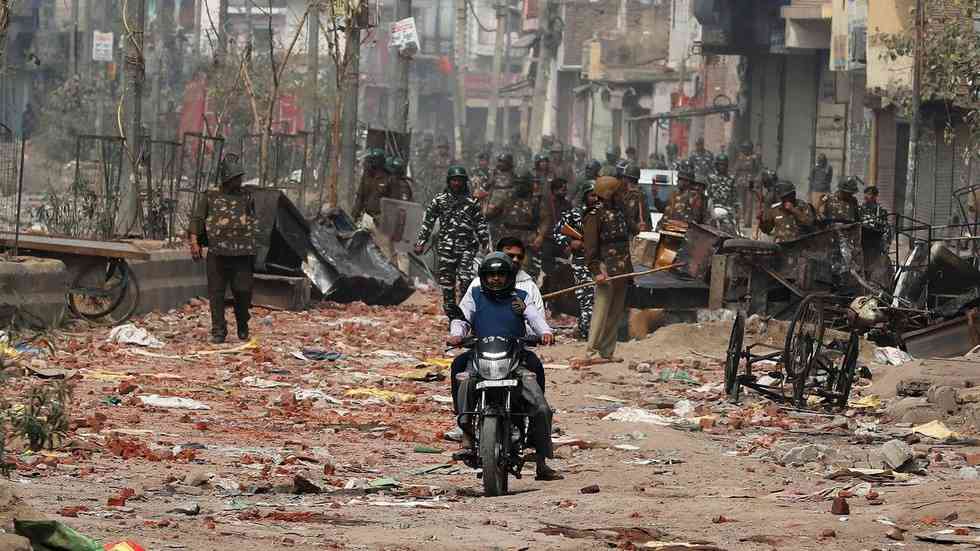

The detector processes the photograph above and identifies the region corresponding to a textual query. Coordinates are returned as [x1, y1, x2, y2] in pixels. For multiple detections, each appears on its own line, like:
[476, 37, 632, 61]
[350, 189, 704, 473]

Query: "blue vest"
[471, 288, 528, 339]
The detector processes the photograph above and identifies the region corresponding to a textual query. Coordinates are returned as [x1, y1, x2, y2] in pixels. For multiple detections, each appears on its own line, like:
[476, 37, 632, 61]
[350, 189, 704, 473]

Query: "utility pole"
[905, 0, 923, 221]
[484, 2, 505, 144]
[387, 0, 413, 138]
[218, 0, 229, 60]
[501, 4, 512, 145]
[69, 0, 79, 73]
[306, 2, 320, 131]
[452, 0, 467, 160]
[340, 17, 362, 211]
[527, 0, 554, 152]
[116, 0, 147, 236]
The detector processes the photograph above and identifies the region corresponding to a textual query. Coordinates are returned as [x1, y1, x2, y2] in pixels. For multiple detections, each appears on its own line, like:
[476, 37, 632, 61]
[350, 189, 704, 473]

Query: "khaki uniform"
[759, 200, 815, 242]
[188, 187, 257, 339]
[486, 189, 553, 279]
[582, 202, 633, 360]
[623, 186, 650, 235]
[659, 187, 706, 229]
[353, 169, 393, 219]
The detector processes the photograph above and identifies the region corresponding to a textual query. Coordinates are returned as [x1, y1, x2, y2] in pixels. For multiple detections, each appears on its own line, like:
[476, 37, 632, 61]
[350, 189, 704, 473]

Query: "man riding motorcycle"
[447, 253, 562, 481]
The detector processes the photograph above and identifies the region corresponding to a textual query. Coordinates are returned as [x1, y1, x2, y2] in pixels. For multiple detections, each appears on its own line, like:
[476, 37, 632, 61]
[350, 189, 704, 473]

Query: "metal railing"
[0, 123, 25, 254]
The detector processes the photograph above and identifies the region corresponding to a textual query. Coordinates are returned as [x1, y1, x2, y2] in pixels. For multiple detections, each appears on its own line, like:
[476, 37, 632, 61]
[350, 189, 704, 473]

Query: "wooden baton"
[541, 262, 686, 300]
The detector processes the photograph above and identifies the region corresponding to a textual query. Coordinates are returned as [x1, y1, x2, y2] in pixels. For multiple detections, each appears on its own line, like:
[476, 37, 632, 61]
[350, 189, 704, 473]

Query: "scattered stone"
[886, 528, 905, 541]
[781, 444, 837, 466]
[819, 529, 836, 539]
[580, 485, 600, 494]
[880, 439, 914, 470]
[885, 397, 943, 424]
[831, 496, 850, 515]
[964, 453, 980, 466]
[0, 534, 32, 551]
[168, 502, 201, 516]
[183, 469, 213, 487]
[712, 515, 735, 523]
[927, 386, 959, 413]
[292, 475, 322, 494]
[896, 379, 931, 397]
[957, 387, 980, 404]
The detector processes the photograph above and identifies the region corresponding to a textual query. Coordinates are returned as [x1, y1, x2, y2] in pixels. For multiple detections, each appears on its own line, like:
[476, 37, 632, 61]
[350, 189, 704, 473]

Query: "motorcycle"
[453, 335, 538, 496]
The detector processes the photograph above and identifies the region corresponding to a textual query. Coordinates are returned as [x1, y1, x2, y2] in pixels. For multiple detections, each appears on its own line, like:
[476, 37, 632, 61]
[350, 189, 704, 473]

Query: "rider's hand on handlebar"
[447, 335, 464, 347]
[541, 333, 554, 346]
[190, 242, 202, 260]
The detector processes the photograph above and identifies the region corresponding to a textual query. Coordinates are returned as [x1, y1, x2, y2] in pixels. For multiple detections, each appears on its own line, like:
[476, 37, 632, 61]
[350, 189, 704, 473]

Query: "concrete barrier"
[0, 257, 68, 328]
[128, 249, 207, 316]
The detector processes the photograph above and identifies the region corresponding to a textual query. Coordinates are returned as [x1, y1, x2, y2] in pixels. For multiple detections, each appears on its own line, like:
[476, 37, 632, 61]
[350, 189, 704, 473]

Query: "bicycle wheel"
[783, 294, 825, 381]
[725, 310, 745, 396]
[67, 259, 141, 325]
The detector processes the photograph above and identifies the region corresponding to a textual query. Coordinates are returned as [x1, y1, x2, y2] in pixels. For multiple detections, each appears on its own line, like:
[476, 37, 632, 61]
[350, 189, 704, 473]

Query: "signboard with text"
[93, 31, 114, 62]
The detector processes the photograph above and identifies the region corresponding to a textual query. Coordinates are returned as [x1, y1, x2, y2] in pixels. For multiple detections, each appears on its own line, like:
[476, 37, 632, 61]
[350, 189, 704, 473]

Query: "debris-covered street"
[1, 293, 978, 550]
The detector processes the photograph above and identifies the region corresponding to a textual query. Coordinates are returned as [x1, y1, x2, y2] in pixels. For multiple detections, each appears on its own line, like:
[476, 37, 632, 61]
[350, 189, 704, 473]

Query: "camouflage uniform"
[386, 175, 414, 202]
[188, 162, 257, 341]
[598, 161, 620, 178]
[734, 150, 761, 225]
[416, 183, 490, 317]
[707, 172, 737, 210]
[554, 204, 594, 338]
[689, 149, 715, 181]
[759, 199, 816, 243]
[659, 186, 707, 229]
[583, 178, 633, 359]
[485, 169, 515, 238]
[485, 176, 553, 280]
[622, 183, 650, 235]
[469, 165, 491, 195]
[818, 192, 860, 224]
[859, 203, 892, 251]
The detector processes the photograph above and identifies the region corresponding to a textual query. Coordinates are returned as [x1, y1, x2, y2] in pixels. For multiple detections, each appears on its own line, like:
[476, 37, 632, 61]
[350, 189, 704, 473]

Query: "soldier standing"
[622, 164, 651, 234]
[509, 132, 532, 173]
[706, 154, 739, 234]
[734, 141, 761, 227]
[554, 183, 597, 339]
[484, 152, 516, 237]
[188, 158, 257, 344]
[688, 137, 714, 181]
[859, 184, 892, 249]
[485, 172, 553, 281]
[581, 176, 633, 363]
[470, 151, 492, 195]
[810, 153, 834, 208]
[658, 164, 707, 230]
[759, 182, 816, 243]
[352, 148, 391, 222]
[415, 166, 490, 318]
[575, 160, 601, 203]
[384, 156, 414, 202]
[598, 145, 622, 177]
[818, 176, 860, 225]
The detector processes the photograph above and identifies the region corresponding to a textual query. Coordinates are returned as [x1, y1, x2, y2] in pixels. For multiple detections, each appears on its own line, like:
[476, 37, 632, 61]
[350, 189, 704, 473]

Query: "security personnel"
[622, 164, 650, 234]
[415, 166, 490, 318]
[485, 171, 553, 280]
[665, 143, 680, 170]
[470, 151, 492, 195]
[819, 176, 861, 225]
[810, 153, 834, 208]
[575, 159, 601, 203]
[384, 156, 414, 202]
[859, 184, 892, 250]
[581, 176, 633, 362]
[734, 141, 761, 226]
[707, 154, 738, 233]
[688, 137, 714, 181]
[484, 152, 516, 236]
[759, 182, 816, 243]
[188, 158, 257, 344]
[533, 152, 554, 187]
[352, 148, 389, 221]
[598, 145, 622, 177]
[658, 163, 707, 229]
[554, 183, 597, 339]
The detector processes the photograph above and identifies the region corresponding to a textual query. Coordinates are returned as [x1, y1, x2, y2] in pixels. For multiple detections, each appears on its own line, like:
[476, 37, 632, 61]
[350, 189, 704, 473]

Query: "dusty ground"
[1, 291, 979, 550]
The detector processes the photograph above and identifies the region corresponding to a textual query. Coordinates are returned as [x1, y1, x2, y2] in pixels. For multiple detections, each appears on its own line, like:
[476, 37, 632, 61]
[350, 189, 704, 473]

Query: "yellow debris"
[344, 388, 417, 403]
[848, 394, 882, 409]
[912, 420, 959, 440]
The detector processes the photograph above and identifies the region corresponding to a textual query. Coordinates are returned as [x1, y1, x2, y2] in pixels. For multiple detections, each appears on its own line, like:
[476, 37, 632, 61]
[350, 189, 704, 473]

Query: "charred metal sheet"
[902, 316, 976, 359]
[630, 270, 709, 310]
[927, 243, 980, 296]
[678, 222, 728, 280]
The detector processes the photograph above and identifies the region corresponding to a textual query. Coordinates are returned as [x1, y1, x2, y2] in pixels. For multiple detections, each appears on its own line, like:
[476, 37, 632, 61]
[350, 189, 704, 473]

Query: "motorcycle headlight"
[477, 358, 511, 380]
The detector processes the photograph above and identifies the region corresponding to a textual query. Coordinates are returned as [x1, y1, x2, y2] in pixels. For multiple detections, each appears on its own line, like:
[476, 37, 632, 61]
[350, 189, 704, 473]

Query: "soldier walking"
[581, 176, 633, 363]
[352, 148, 393, 222]
[415, 166, 491, 319]
[818, 176, 860, 225]
[384, 156, 414, 202]
[859, 184, 892, 250]
[734, 141, 761, 227]
[485, 172, 553, 280]
[554, 183, 598, 339]
[188, 158, 257, 344]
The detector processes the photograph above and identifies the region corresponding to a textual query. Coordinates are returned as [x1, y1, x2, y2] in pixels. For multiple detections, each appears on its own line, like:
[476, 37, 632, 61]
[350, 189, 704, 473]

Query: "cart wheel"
[833, 331, 860, 410]
[725, 310, 745, 396]
[783, 294, 825, 381]
[67, 259, 141, 325]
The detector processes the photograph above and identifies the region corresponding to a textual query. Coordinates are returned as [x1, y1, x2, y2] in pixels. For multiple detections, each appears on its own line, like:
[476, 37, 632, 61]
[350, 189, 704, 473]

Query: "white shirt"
[465, 270, 544, 315]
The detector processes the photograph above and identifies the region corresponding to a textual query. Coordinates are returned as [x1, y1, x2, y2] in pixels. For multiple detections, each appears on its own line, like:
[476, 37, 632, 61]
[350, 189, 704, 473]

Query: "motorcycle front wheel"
[479, 416, 509, 496]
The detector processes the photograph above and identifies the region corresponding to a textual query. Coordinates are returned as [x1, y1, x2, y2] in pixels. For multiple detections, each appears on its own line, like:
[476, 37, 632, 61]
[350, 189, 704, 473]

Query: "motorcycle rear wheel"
[479, 416, 508, 496]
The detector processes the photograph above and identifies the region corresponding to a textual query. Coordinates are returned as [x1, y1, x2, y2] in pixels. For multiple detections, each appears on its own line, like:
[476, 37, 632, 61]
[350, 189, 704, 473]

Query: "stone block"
[885, 397, 943, 425]
[0, 534, 32, 551]
[927, 385, 959, 414]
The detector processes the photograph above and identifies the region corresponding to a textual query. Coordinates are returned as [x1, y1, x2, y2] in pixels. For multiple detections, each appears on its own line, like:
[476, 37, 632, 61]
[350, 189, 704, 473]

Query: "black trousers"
[451, 349, 545, 413]
[206, 254, 254, 337]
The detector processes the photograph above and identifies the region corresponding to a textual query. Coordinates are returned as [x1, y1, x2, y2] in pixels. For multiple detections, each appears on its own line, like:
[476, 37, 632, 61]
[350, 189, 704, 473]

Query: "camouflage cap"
[219, 158, 245, 184]
[839, 176, 861, 194]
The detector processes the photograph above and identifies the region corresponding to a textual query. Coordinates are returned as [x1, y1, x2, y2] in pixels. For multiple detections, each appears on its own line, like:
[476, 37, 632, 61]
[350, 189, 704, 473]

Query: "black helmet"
[367, 147, 386, 159]
[219, 157, 245, 184]
[606, 145, 621, 161]
[585, 159, 601, 176]
[777, 181, 797, 200]
[614, 159, 630, 178]
[386, 156, 405, 175]
[624, 164, 641, 182]
[534, 152, 550, 163]
[839, 176, 861, 194]
[715, 153, 729, 165]
[760, 168, 778, 187]
[478, 252, 517, 300]
[447, 165, 468, 182]
[497, 152, 514, 166]
[579, 182, 596, 204]
[477, 151, 490, 161]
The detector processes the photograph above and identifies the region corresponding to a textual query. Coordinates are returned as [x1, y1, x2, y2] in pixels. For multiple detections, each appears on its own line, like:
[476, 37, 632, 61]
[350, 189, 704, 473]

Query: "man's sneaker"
[237, 328, 249, 341]
[444, 427, 464, 442]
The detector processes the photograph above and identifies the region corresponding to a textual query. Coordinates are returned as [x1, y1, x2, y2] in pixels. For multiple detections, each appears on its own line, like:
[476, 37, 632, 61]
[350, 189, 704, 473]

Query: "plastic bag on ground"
[603, 407, 674, 426]
[873, 346, 912, 366]
[138, 394, 211, 410]
[107, 324, 164, 349]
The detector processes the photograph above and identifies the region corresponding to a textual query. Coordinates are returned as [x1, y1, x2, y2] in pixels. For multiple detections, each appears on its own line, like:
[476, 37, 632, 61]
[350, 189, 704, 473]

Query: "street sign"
[93, 31, 114, 62]
[389, 17, 419, 57]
